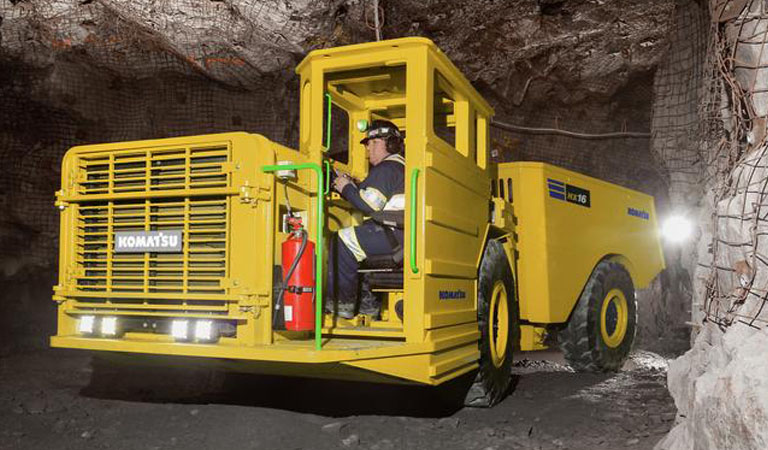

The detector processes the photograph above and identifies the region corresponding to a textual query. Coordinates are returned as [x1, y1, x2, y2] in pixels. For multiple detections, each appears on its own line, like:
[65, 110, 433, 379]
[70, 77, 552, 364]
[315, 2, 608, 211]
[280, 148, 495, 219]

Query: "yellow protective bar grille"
[77, 145, 230, 195]
[68, 144, 232, 315]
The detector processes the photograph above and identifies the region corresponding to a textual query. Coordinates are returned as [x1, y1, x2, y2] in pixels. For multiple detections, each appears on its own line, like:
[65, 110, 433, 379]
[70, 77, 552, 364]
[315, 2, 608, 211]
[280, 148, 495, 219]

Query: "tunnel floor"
[0, 349, 677, 450]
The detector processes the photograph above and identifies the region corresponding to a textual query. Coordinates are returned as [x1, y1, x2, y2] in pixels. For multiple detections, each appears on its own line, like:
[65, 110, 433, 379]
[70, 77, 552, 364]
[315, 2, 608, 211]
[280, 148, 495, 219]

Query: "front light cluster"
[77, 316, 221, 342]
[77, 315, 120, 337]
[170, 319, 219, 343]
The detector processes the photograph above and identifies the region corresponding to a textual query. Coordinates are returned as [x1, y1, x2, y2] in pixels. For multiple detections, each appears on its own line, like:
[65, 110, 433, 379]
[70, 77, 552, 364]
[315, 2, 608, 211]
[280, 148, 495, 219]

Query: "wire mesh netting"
[704, 0, 768, 329]
[653, 0, 768, 330]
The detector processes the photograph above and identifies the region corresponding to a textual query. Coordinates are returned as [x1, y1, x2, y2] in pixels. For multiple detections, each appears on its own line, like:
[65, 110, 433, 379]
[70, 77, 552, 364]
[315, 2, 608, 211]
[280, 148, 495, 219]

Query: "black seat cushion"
[365, 271, 403, 290]
[359, 253, 402, 271]
[359, 253, 404, 290]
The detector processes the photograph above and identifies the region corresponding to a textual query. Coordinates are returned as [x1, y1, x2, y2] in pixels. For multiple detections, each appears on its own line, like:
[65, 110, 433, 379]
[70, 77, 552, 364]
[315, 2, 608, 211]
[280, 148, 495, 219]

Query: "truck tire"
[560, 260, 636, 372]
[464, 240, 519, 407]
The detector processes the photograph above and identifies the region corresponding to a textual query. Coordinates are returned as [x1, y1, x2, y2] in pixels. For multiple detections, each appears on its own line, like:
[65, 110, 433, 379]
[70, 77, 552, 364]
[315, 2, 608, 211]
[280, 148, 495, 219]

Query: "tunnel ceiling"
[0, 0, 676, 111]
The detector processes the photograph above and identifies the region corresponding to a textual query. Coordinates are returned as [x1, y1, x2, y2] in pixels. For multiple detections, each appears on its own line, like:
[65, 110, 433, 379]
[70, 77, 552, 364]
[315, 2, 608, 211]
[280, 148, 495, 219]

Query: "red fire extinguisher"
[280, 216, 315, 331]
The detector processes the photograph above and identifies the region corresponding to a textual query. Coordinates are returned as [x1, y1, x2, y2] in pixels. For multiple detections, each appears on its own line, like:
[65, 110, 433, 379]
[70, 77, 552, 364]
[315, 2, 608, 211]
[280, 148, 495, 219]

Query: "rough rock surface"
[657, 325, 768, 450]
[653, 1, 768, 448]
[656, 145, 768, 449]
[0, 0, 676, 99]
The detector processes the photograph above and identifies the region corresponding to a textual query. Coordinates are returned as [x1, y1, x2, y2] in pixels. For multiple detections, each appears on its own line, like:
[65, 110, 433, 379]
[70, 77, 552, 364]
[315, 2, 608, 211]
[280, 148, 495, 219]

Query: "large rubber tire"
[559, 260, 637, 372]
[464, 240, 519, 407]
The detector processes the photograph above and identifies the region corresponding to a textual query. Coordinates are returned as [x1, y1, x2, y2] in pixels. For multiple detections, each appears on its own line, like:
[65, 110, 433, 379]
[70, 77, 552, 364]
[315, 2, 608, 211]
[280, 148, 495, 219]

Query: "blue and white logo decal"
[547, 178, 591, 208]
[547, 178, 566, 201]
[628, 207, 650, 220]
[439, 290, 467, 300]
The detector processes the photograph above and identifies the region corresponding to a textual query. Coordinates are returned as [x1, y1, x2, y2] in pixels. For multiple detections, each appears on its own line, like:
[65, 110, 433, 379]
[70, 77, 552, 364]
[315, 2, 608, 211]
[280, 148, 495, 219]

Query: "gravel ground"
[0, 349, 677, 450]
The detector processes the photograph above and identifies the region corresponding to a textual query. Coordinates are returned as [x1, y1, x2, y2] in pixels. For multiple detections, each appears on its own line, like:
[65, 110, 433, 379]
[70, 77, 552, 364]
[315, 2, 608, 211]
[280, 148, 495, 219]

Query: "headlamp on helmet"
[360, 120, 402, 144]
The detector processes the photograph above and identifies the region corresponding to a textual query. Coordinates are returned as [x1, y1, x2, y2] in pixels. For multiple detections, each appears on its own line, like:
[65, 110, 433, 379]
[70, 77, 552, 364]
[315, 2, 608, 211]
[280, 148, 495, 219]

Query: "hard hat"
[360, 120, 402, 144]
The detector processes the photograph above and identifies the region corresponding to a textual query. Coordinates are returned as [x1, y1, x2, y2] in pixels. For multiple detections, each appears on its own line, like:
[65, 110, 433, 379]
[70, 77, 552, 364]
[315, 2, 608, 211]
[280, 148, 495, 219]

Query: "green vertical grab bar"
[410, 168, 420, 274]
[323, 160, 331, 195]
[261, 163, 324, 351]
[323, 93, 332, 150]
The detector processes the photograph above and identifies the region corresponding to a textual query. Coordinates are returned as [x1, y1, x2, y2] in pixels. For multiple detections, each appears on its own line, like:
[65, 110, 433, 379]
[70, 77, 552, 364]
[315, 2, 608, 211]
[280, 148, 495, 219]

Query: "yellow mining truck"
[51, 37, 664, 406]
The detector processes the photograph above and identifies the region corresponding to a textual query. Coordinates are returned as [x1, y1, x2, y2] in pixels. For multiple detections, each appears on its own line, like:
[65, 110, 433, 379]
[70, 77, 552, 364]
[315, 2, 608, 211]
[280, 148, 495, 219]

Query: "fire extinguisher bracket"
[261, 162, 325, 351]
[285, 286, 314, 294]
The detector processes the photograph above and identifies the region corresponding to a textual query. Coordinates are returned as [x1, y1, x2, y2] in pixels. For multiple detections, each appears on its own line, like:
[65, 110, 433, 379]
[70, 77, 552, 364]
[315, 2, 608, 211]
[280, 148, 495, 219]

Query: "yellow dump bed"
[497, 162, 665, 324]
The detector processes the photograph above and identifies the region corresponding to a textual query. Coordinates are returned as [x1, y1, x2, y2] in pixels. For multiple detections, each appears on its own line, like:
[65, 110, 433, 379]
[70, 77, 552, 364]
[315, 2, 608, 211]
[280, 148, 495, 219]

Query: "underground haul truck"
[51, 38, 665, 406]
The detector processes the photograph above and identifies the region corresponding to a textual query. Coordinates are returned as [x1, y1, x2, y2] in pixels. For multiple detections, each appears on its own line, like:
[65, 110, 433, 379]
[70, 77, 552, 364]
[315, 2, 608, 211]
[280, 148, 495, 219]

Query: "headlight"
[661, 216, 693, 243]
[78, 315, 96, 335]
[194, 320, 216, 342]
[101, 317, 118, 337]
[171, 320, 189, 340]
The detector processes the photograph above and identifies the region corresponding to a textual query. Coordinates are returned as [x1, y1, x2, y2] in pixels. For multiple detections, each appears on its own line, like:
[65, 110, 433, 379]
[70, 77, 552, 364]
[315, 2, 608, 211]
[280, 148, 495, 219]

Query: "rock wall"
[655, 0, 768, 448]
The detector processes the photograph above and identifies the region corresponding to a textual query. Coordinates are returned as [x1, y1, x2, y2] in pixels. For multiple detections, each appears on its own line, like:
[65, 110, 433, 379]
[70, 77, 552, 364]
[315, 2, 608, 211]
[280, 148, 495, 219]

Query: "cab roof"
[296, 37, 494, 117]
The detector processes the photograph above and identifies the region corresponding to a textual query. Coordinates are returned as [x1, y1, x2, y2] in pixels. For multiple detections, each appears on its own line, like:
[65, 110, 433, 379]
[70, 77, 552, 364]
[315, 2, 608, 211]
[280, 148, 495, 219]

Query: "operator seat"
[357, 210, 404, 290]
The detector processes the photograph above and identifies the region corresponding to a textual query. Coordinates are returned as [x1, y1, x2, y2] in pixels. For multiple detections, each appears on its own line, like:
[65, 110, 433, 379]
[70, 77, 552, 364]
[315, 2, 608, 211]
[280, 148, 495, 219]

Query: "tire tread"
[464, 240, 518, 407]
[559, 260, 636, 372]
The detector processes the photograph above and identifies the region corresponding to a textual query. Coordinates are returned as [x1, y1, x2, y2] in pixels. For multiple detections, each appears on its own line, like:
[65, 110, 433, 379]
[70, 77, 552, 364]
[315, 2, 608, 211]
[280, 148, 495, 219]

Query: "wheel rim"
[600, 288, 628, 348]
[489, 280, 509, 367]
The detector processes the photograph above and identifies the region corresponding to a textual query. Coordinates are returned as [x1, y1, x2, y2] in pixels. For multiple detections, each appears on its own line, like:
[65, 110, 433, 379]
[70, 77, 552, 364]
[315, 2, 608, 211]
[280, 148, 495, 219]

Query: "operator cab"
[294, 38, 494, 333]
[320, 63, 408, 324]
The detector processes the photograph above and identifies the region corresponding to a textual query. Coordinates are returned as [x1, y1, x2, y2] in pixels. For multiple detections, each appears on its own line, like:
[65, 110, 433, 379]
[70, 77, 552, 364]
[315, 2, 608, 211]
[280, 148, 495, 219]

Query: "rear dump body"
[50, 132, 478, 386]
[496, 162, 665, 328]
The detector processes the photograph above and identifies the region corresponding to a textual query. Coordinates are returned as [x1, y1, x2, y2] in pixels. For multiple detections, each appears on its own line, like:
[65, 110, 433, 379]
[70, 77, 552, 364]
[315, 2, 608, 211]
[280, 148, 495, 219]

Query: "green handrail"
[323, 160, 331, 195]
[324, 93, 332, 151]
[261, 162, 324, 351]
[410, 168, 420, 274]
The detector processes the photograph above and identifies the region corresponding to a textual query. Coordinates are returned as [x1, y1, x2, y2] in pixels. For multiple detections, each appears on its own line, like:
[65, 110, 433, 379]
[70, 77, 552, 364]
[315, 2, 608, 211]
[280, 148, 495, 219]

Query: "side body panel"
[497, 162, 665, 324]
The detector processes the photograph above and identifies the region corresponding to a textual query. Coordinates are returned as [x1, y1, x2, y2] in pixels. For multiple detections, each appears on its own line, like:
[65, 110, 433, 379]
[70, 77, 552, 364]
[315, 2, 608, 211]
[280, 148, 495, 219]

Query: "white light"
[171, 320, 189, 340]
[194, 321, 215, 341]
[78, 315, 95, 334]
[276, 160, 297, 180]
[101, 317, 118, 336]
[662, 216, 693, 243]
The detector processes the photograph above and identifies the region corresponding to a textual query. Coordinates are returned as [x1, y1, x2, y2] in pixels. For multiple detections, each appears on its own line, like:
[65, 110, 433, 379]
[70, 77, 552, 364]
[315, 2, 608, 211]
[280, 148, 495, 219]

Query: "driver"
[326, 120, 405, 318]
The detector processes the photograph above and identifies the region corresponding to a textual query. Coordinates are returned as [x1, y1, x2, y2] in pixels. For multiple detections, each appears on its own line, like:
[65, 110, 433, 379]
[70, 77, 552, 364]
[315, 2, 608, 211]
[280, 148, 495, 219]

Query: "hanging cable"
[283, 182, 294, 217]
[366, 0, 384, 41]
[490, 119, 651, 140]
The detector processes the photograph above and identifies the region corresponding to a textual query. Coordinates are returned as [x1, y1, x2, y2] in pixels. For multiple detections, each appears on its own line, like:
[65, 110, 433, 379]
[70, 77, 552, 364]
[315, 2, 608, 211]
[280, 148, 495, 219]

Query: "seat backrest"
[369, 210, 404, 229]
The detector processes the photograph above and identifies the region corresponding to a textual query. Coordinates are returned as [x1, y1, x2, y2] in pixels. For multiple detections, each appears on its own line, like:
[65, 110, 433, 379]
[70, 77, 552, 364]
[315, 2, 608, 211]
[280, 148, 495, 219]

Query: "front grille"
[70, 144, 232, 313]
[78, 145, 229, 195]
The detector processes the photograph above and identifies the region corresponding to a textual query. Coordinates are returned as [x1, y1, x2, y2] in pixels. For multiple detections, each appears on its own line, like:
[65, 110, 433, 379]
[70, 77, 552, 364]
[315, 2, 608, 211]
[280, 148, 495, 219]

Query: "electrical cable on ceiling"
[490, 119, 651, 140]
[373, 0, 382, 41]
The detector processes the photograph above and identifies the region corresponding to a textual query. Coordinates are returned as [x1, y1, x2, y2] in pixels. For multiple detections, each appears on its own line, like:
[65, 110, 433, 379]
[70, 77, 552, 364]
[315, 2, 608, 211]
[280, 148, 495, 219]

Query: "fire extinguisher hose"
[273, 228, 308, 327]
